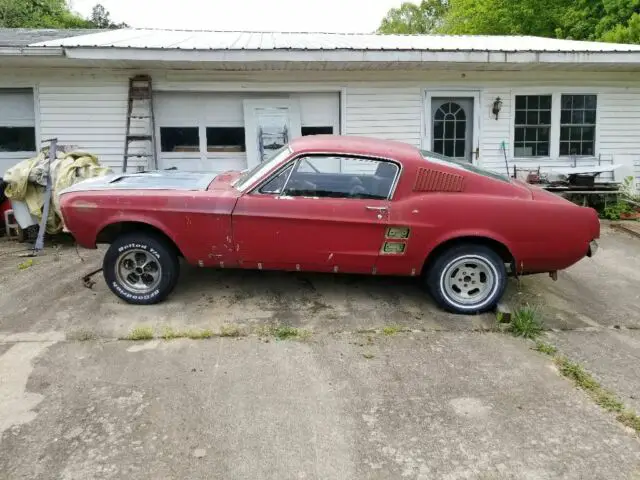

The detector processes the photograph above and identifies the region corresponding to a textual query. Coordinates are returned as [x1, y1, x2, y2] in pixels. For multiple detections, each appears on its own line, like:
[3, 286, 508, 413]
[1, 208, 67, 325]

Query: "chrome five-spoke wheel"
[441, 255, 496, 307]
[427, 244, 508, 314]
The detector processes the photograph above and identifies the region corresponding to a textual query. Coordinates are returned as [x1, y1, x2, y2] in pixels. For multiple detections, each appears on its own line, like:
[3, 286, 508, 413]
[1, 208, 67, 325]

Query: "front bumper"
[587, 239, 599, 257]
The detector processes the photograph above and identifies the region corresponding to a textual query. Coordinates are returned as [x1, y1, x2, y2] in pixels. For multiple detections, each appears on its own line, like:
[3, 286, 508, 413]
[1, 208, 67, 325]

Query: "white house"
[2, 28, 640, 187]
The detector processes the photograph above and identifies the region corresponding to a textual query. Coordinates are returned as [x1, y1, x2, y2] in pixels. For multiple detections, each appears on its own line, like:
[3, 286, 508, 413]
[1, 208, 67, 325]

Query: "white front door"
[243, 99, 302, 168]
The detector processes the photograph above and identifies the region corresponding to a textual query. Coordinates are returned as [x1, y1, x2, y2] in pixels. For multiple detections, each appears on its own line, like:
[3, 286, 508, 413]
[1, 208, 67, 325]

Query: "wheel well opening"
[422, 236, 514, 276]
[97, 222, 183, 257]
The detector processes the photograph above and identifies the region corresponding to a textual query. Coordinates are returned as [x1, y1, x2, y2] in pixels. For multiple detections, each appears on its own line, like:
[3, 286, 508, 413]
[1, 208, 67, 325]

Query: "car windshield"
[233, 146, 292, 191]
[419, 149, 511, 183]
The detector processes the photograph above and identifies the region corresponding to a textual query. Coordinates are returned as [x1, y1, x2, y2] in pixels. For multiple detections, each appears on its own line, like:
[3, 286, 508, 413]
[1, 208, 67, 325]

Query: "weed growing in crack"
[554, 356, 624, 412]
[125, 326, 154, 341]
[161, 327, 213, 340]
[382, 325, 402, 336]
[67, 329, 98, 341]
[508, 305, 544, 339]
[618, 411, 640, 433]
[255, 324, 311, 341]
[219, 324, 244, 337]
[533, 341, 557, 355]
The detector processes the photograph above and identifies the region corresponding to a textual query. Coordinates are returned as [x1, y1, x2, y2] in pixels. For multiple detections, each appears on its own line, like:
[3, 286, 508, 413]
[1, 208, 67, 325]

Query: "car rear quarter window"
[420, 150, 511, 183]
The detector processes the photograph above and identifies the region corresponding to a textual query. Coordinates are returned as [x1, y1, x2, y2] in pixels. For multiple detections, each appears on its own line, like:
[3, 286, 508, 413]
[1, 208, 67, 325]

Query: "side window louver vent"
[413, 167, 464, 192]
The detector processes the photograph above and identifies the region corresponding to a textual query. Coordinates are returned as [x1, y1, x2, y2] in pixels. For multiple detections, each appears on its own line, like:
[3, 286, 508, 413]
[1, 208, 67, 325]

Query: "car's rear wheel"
[103, 232, 179, 305]
[426, 244, 507, 314]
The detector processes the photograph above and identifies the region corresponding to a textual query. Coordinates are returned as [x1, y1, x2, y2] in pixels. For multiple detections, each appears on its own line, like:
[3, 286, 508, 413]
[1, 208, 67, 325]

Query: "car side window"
[283, 156, 399, 200]
[259, 164, 293, 195]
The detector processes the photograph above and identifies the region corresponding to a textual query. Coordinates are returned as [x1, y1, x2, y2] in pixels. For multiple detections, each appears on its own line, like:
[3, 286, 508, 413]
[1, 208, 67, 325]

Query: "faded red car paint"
[60, 135, 600, 278]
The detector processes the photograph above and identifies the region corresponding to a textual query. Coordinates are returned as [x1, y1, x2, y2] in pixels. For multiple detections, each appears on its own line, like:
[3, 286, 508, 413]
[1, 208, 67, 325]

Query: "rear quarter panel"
[60, 189, 240, 266]
[378, 164, 598, 275]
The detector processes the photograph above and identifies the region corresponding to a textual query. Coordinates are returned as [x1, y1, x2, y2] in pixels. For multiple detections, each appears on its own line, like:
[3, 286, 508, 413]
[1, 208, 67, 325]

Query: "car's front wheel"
[103, 232, 180, 305]
[426, 244, 507, 314]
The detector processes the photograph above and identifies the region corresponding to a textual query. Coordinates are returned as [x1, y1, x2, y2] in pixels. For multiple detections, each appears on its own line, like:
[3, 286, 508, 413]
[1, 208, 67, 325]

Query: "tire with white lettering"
[103, 232, 179, 305]
[426, 244, 507, 315]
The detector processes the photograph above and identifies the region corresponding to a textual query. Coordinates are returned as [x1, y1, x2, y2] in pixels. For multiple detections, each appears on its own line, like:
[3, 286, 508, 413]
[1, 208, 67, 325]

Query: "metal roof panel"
[30, 29, 640, 52]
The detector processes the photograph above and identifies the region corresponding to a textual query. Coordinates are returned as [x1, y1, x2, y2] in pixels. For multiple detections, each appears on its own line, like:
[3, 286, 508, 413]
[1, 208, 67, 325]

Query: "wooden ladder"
[123, 75, 157, 173]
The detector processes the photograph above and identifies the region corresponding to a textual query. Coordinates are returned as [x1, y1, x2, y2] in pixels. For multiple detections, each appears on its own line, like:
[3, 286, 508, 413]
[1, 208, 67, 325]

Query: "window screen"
[160, 127, 199, 153]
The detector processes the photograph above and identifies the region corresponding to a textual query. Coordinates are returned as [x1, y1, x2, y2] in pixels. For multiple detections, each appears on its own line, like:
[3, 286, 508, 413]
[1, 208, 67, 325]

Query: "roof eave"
[0, 46, 64, 56]
[61, 47, 640, 65]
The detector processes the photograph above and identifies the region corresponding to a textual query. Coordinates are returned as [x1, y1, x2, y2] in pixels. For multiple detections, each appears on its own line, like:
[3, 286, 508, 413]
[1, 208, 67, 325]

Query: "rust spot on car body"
[73, 200, 98, 210]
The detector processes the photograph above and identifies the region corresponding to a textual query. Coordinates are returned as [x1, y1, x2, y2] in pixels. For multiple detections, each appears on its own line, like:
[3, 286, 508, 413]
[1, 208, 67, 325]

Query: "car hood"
[59, 170, 218, 195]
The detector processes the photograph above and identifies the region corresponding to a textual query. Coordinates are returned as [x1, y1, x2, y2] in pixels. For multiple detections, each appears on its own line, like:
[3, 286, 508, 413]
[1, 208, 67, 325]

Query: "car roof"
[289, 135, 421, 163]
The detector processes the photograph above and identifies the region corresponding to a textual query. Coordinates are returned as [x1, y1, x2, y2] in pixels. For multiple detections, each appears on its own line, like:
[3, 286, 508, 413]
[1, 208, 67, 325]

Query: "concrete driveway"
[1, 223, 640, 479]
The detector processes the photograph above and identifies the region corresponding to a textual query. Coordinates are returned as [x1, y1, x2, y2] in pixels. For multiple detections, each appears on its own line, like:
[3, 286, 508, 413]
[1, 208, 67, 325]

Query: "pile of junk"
[0, 141, 112, 245]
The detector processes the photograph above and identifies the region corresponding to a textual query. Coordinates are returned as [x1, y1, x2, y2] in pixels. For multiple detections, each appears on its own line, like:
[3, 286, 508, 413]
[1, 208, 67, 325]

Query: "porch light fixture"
[492, 97, 503, 120]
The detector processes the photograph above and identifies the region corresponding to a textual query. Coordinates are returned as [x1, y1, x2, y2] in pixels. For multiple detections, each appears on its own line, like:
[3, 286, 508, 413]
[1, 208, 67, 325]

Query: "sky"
[67, 0, 405, 33]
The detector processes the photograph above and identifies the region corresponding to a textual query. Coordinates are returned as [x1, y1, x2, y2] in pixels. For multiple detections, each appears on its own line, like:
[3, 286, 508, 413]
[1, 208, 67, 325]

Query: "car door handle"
[365, 206, 388, 211]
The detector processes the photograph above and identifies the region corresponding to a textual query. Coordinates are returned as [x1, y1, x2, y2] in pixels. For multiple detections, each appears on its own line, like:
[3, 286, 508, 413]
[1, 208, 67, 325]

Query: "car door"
[232, 154, 400, 274]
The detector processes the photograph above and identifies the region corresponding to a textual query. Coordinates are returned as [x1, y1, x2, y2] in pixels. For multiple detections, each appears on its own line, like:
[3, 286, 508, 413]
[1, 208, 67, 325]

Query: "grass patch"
[219, 324, 243, 337]
[508, 305, 544, 339]
[125, 326, 154, 341]
[382, 324, 402, 336]
[533, 341, 557, 355]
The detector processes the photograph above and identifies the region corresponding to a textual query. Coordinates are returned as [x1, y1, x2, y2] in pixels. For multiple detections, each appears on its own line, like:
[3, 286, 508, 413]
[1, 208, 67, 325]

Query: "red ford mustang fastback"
[59, 135, 600, 314]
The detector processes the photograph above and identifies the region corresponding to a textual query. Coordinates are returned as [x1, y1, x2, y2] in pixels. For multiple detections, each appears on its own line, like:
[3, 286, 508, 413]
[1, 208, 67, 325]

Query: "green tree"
[0, 0, 126, 29]
[90, 3, 128, 29]
[0, 0, 92, 28]
[378, 0, 449, 34]
[441, 0, 572, 37]
[378, 0, 640, 43]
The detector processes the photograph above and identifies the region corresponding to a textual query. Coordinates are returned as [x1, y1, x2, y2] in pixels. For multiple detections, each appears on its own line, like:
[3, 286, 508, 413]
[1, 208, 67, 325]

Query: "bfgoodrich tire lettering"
[426, 244, 507, 315]
[103, 232, 179, 305]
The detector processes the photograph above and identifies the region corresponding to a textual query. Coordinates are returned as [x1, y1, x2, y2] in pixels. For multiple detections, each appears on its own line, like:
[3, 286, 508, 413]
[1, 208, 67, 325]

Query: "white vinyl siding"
[0, 88, 36, 176]
[598, 91, 640, 188]
[344, 87, 422, 147]
[479, 88, 512, 175]
[37, 76, 144, 171]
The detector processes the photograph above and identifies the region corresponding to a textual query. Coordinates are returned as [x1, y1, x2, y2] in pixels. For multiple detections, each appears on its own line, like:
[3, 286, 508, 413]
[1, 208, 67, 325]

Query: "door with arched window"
[431, 98, 474, 162]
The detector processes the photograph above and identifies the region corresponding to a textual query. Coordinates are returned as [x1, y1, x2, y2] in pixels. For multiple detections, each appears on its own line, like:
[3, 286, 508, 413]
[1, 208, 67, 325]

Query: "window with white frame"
[513, 93, 599, 158]
[560, 94, 597, 156]
[0, 89, 36, 153]
[514, 95, 552, 157]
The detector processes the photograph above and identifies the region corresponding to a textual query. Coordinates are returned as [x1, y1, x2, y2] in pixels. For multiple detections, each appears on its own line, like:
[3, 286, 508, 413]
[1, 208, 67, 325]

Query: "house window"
[301, 126, 333, 136]
[206, 127, 246, 153]
[560, 95, 597, 156]
[514, 95, 552, 157]
[0, 127, 36, 152]
[0, 89, 36, 153]
[160, 127, 199, 153]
